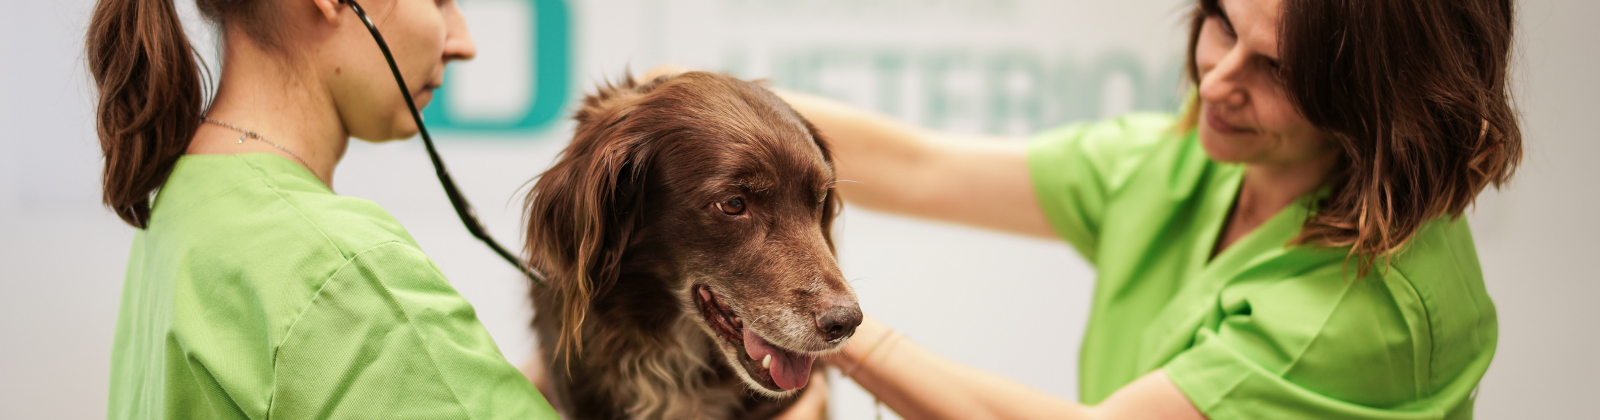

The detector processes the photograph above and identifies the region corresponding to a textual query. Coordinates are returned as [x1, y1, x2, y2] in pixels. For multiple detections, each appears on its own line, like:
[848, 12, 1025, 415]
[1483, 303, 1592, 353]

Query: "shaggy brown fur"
[524, 71, 862, 420]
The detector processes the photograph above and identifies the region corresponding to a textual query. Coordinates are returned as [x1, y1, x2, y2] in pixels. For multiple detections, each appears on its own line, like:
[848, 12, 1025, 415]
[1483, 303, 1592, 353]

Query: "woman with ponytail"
[89, 0, 558, 418]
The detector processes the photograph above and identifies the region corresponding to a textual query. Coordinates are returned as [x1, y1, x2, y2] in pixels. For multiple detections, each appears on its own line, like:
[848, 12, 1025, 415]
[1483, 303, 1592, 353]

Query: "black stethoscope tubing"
[343, 0, 548, 286]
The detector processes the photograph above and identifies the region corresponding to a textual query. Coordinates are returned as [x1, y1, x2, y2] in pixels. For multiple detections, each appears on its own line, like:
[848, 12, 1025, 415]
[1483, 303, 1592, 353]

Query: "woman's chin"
[416, 90, 435, 108]
[349, 125, 419, 143]
[379, 115, 423, 142]
[358, 135, 411, 144]
[1198, 128, 1255, 164]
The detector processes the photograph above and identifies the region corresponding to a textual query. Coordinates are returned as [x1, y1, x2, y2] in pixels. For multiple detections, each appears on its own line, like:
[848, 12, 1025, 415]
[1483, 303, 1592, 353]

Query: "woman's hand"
[639, 65, 691, 84]
[771, 370, 831, 420]
[519, 350, 560, 412]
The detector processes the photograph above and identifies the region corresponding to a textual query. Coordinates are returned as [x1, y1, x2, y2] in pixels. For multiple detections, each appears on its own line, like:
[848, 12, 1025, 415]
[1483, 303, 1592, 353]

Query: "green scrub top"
[1027, 114, 1496, 419]
[108, 154, 558, 419]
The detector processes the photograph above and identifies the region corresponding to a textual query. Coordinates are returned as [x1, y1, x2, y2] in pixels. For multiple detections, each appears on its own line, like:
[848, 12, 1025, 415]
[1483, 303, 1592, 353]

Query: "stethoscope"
[343, 0, 548, 286]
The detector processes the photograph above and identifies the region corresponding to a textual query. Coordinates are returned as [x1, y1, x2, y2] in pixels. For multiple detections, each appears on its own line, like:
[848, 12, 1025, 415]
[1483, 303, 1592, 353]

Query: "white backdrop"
[2, 0, 1596, 419]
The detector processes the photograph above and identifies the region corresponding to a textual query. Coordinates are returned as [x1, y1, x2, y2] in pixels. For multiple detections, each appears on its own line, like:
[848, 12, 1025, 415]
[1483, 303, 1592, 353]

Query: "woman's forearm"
[775, 89, 947, 213]
[777, 90, 1055, 238]
[835, 318, 1091, 420]
[834, 317, 1206, 420]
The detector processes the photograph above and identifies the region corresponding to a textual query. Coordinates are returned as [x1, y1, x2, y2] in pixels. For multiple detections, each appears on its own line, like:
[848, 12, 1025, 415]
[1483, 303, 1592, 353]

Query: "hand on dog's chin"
[769, 371, 829, 420]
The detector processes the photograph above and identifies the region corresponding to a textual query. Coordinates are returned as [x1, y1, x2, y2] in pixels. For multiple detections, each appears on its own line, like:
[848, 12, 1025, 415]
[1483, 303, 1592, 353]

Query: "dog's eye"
[717, 197, 746, 215]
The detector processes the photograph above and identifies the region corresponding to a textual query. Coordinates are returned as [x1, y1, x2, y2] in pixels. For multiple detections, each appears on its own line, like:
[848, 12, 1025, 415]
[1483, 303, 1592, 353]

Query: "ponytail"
[87, 0, 205, 228]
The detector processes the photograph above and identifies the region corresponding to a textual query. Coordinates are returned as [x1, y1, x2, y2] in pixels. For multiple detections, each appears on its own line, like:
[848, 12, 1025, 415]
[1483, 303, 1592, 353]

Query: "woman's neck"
[1214, 151, 1341, 257]
[188, 35, 347, 187]
[1238, 158, 1335, 221]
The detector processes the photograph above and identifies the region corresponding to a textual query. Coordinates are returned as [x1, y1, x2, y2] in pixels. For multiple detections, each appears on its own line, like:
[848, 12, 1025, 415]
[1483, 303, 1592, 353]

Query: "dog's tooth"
[761, 354, 772, 369]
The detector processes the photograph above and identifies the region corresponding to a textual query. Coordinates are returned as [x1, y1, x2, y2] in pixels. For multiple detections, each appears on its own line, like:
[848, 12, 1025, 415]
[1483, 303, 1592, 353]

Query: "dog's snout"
[815, 301, 863, 342]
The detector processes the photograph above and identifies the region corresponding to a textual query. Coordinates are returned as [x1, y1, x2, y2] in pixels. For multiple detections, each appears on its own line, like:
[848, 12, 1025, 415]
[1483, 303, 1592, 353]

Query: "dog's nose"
[815, 302, 863, 342]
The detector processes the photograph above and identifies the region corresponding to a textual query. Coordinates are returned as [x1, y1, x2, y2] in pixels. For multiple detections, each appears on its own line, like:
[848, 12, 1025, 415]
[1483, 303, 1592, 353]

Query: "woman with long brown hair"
[769, 0, 1520, 417]
[89, 0, 558, 417]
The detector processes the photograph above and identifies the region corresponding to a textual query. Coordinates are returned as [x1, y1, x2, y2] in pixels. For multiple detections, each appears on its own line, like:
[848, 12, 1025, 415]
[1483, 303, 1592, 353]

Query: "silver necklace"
[202, 117, 322, 180]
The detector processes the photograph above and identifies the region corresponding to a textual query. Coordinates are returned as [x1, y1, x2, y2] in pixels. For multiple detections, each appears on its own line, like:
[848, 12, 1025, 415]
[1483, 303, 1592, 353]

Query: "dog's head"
[525, 71, 861, 396]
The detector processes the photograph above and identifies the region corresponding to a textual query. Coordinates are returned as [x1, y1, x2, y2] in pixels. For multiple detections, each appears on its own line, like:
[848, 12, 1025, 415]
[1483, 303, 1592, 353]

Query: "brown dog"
[523, 71, 862, 419]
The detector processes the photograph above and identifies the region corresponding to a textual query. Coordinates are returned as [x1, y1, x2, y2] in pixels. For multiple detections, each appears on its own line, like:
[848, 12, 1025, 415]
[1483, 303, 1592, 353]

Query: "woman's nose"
[444, 8, 477, 62]
[1199, 49, 1249, 109]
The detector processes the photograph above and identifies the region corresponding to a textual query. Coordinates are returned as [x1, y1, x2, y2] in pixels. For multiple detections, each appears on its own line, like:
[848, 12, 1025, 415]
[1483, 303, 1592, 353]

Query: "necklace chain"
[202, 118, 322, 180]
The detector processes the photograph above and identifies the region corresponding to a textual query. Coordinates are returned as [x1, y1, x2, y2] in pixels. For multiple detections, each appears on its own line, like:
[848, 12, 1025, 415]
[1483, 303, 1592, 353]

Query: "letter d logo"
[424, 0, 571, 135]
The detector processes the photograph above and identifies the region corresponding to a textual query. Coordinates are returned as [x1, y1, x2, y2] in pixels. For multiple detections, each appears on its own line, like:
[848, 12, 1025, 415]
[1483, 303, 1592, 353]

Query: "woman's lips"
[1205, 109, 1253, 135]
[415, 81, 442, 96]
[415, 85, 439, 104]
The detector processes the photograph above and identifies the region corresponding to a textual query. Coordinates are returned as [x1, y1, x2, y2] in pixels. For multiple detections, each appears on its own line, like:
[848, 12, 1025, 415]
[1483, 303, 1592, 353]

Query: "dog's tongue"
[743, 328, 814, 391]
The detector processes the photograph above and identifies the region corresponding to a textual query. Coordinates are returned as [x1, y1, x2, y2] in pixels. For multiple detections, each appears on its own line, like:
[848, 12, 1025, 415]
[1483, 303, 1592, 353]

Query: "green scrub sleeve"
[1027, 114, 1175, 265]
[1163, 262, 1487, 420]
[268, 242, 558, 419]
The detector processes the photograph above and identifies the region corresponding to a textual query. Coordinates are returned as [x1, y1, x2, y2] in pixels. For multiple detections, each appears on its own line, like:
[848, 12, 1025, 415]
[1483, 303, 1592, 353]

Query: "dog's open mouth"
[693, 285, 816, 392]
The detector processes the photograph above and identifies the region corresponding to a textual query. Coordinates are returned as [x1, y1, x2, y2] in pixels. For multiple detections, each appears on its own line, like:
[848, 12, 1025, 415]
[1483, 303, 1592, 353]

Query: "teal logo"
[759, 47, 1184, 135]
[424, 0, 571, 134]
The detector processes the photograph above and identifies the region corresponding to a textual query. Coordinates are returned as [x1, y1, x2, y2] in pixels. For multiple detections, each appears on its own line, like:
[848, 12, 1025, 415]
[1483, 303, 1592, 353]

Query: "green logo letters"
[424, 0, 571, 134]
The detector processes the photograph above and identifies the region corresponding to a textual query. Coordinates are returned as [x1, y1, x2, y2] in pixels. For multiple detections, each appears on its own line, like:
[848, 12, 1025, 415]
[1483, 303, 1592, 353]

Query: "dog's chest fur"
[535, 282, 792, 420]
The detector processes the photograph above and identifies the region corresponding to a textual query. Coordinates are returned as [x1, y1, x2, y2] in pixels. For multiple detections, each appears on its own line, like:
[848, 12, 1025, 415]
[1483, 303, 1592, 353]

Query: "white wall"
[1470, 0, 1600, 415]
[1, 0, 1594, 419]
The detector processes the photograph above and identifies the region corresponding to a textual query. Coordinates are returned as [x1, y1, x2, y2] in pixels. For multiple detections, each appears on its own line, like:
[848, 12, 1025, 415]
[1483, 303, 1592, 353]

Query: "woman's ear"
[524, 75, 652, 359]
[311, 0, 343, 23]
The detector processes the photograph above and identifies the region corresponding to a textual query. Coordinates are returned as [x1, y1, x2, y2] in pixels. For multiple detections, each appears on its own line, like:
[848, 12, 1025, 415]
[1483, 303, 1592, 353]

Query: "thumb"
[771, 371, 831, 420]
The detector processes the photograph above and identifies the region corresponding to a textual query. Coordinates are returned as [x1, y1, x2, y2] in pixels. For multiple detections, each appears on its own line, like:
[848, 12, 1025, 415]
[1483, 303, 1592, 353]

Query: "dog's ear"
[798, 115, 843, 253]
[525, 74, 659, 360]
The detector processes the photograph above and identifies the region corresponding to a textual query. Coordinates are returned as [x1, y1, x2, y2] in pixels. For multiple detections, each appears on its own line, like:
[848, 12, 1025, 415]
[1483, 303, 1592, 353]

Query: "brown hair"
[1182, 0, 1521, 274]
[87, 0, 282, 228]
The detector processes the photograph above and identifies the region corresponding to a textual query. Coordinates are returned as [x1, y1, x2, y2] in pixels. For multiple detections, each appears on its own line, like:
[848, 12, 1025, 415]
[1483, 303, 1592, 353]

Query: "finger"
[639, 65, 692, 84]
[771, 371, 831, 420]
